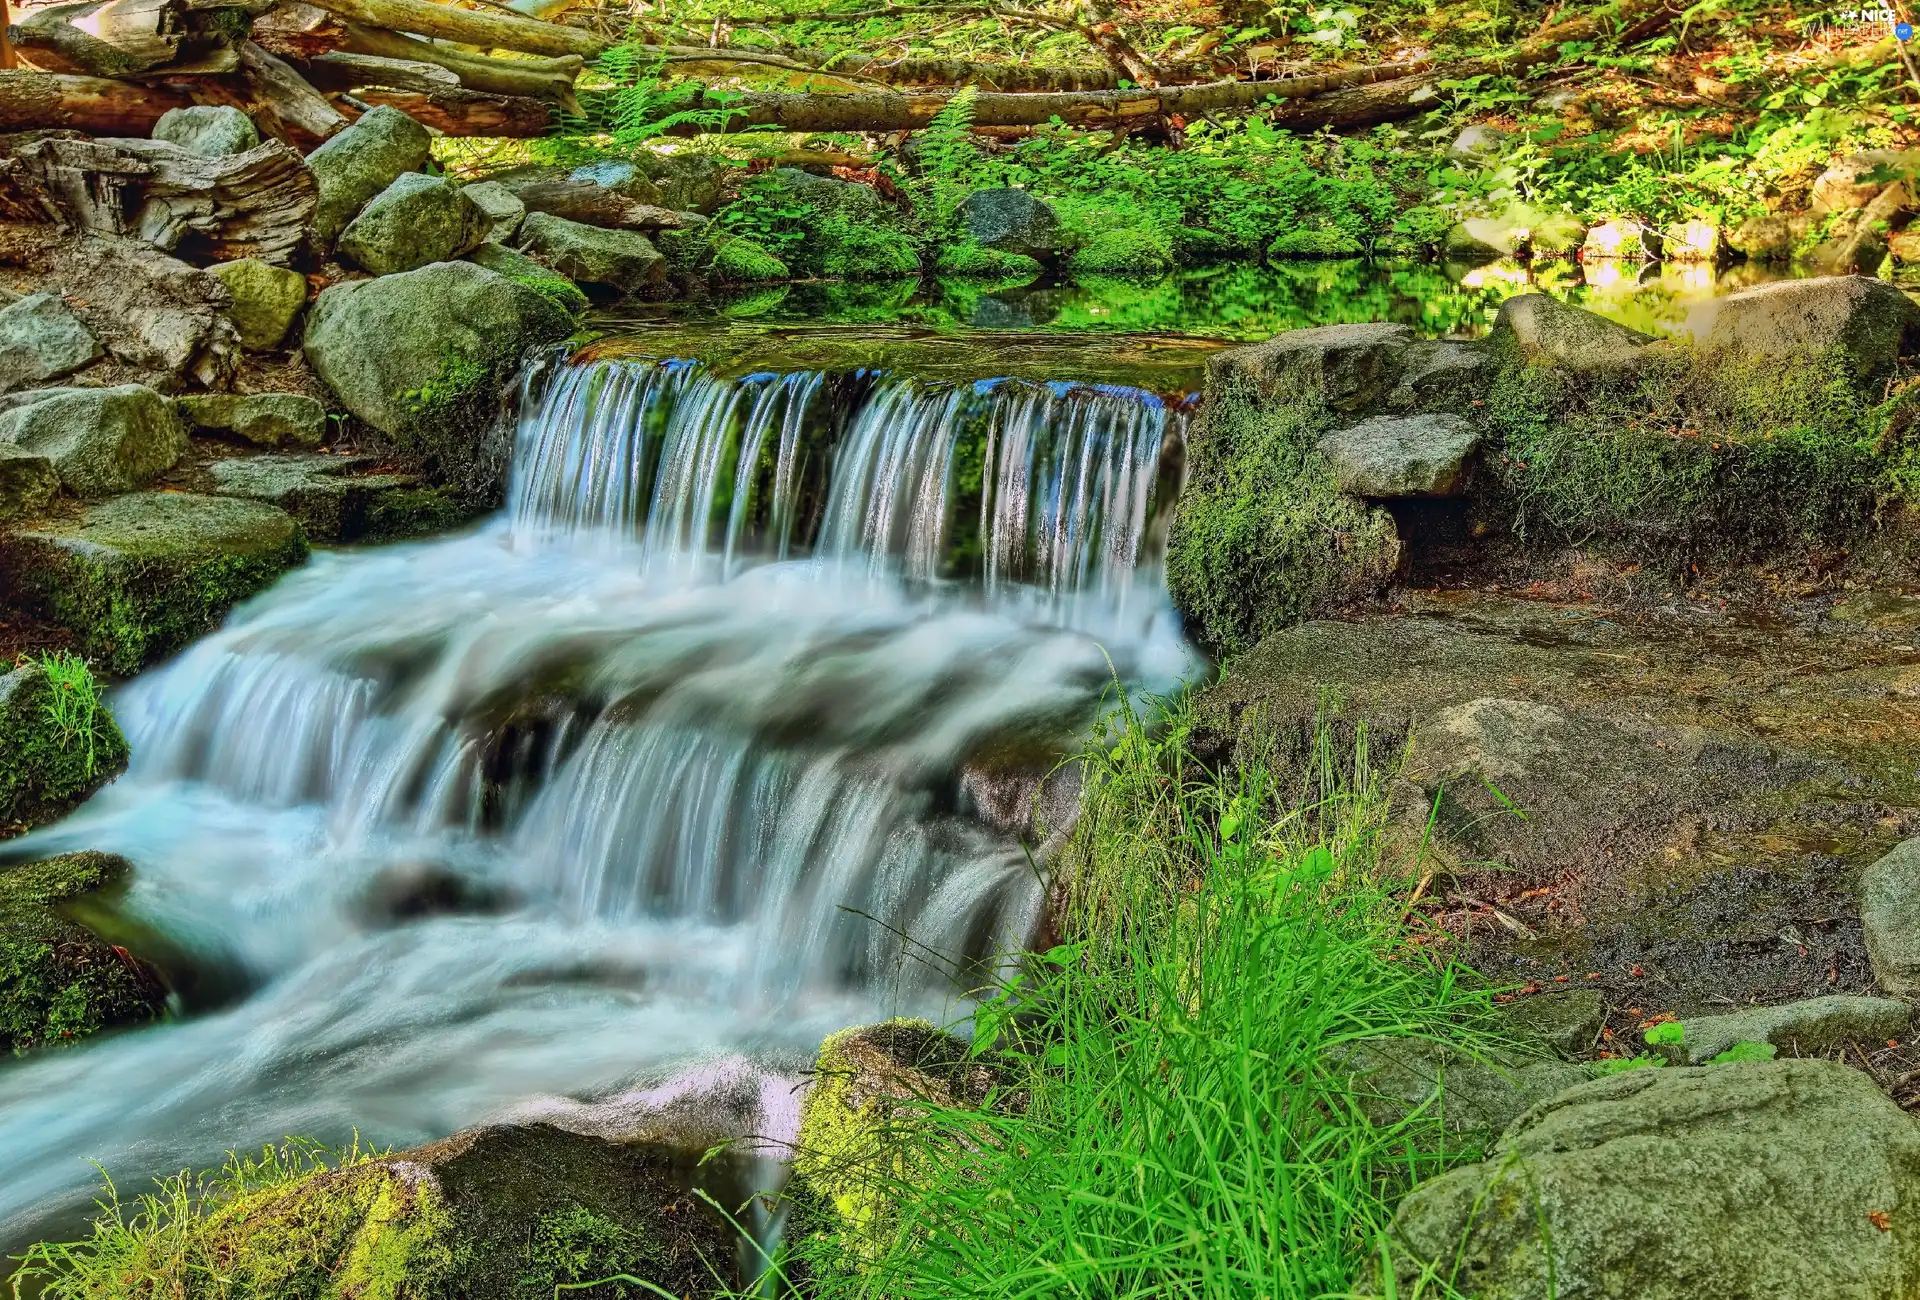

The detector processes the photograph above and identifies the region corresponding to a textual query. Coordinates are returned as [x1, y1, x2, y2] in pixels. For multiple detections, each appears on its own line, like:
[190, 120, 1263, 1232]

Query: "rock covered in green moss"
[1069, 227, 1173, 276]
[740, 169, 920, 279]
[0, 446, 57, 522]
[932, 243, 1040, 278]
[459, 180, 526, 243]
[516, 213, 666, 295]
[958, 188, 1058, 259]
[33, 1123, 739, 1299]
[1336, 1037, 1590, 1142]
[1316, 412, 1479, 498]
[303, 261, 574, 499]
[153, 105, 259, 158]
[0, 659, 129, 832]
[464, 242, 590, 316]
[1390, 1059, 1920, 1300]
[1502, 988, 1605, 1056]
[177, 392, 326, 449]
[712, 234, 790, 283]
[0, 292, 101, 393]
[206, 258, 309, 352]
[1268, 227, 1364, 259]
[793, 1020, 1005, 1265]
[306, 104, 433, 248]
[1491, 292, 1653, 373]
[1, 852, 164, 1052]
[0, 492, 307, 673]
[1684, 275, 1920, 390]
[1647, 995, 1912, 1066]
[338, 173, 490, 277]
[211, 454, 469, 542]
[0, 384, 189, 497]
[1208, 322, 1414, 414]
[1861, 837, 1920, 995]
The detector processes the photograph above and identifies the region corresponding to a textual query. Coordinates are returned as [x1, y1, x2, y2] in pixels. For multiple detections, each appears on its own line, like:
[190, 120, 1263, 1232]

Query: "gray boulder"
[0, 292, 101, 393]
[305, 104, 433, 247]
[303, 261, 573, 496]
[1649, 995, 1912, 1066]
[1207, 322, 1414, 413]
[1418, 697, 1572, 783]
[1726, 212, 1815, 262]
[1685, 275, 1920, 388]
[0, 446, 57, 522]
[1317, 413, 1479, 498]
[0, 384, 188, 496]
[0, 492, 307, 673]
[1339, 1037, 1589, 1140]
[206, 258, 308, 352]
[338, 173, 490, 277]
[960, 189, 1060, 258]
[1863, 837, 1920, 995]
[211, 454, 463, 542]
[1492, 293, 1653, 371]
[1390, 1059, 1920, 1300]
[464, 242, 590, 315]
[1503, 989, 1605, 1056]
[1812, 150, 1920, 214]
[177, 393, 327, 449]
[515, 213, 665, 294]
[1387, 339, 1492, 411]
[152, 105, 260, 158]
[637, 151, 728, 214]
[565, 159, 667, 204]
[460, 180, 525, 242]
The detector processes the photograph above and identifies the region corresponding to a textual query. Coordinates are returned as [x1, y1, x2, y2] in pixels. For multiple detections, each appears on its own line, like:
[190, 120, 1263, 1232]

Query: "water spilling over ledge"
[0, 348, 1198, 1243]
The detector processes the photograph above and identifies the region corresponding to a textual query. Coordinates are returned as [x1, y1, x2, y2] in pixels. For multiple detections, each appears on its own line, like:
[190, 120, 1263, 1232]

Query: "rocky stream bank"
[5, 93, 1920, 1299]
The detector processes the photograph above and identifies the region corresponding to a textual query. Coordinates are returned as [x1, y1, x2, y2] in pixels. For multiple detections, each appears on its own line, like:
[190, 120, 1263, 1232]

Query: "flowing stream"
[0, 352, 1195, 1243]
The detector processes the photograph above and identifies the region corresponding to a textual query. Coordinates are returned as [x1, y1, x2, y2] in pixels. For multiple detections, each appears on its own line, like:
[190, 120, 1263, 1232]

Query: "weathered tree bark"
[11, 0, 185, 77]
[0, 68, 189, 131]
[350, 85, 555, 135]
[302, 0, 606, 58]
[307, 48, 456, 91]
[249, 0, 345, 59]
[240, 39, 349, 141]
[502, 178, 681, 228]
[1, 134, 317, 264]
[844, 56, 1115, 91]
[337, 23, 580, 105]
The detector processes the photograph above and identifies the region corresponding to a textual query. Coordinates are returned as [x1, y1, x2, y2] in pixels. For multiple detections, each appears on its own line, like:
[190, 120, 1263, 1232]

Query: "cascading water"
[0, 350, 1195, 1244]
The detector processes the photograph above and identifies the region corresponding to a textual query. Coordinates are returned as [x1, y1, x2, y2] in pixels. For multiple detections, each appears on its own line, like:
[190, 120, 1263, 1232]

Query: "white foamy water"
[0, 355, 1194, 1242]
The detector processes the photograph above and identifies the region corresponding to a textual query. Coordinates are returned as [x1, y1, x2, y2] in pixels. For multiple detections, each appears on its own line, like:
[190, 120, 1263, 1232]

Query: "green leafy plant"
[36, 651, 107, 782]
[540, 41, 752, 166]
[1709, 1041, 1778, 1063]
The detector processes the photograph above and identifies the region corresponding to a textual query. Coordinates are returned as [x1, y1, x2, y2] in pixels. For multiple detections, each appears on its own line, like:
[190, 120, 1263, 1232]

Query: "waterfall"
[0, 347, 1195, 1242]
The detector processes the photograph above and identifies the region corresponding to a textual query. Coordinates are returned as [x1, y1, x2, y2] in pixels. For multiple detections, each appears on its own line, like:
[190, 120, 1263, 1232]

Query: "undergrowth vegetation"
[786, 696, 1501, 1298]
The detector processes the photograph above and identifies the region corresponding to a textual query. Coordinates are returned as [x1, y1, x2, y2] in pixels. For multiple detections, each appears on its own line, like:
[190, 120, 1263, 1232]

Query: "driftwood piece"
[350, 85, 554, 136]
[249, 0, 344, 59]
[303, 0, 605, 59]
[339, 24, 579, 105]
[0, 69, 190, 131]
[10, 0, 183, 76]
[240, 39, 347, 141]
[503, 178, 680, 230]
[0, 224, 237, 388]
[2, 134, 317, 264]
[307, 49, 456, 92]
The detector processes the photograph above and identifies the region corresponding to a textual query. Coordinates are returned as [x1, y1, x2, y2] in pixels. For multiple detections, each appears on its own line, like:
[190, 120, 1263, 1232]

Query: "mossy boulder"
[1646, 995, 1912, 1066]
[0, 384, 189, 497]
[745, 169, 920, 279]
[303, 261, 575, 500]
[459, 180, 526, 243]
[1502, 988, 1605, 1056]
[516, 213, 666, 295]
[211, 454, 470, 543]
[932, 243, 1040, 278]
[338, 173, 490, 277]
[153, 105, 259, 158]
[0, 492, 308, 673]
[1207, 322, 1414, 414]
[1684, 275, 1920, 391]
[1389, 1059, 1920, 1300]
[44, 1123, 740, 1299]
[464, 241, 590, 316]
[1, 851, 165, 1052]
[957, 188, 1059, 258]
[177, 392, 327, 449]
[1491, 293, 1653, 372]
[793, 1020, 1005, 1266]
[1316, 412, 1480, 498]
[634, 151, 729, 214]
[0, 446, 57, 522]
[712, 234, 789, 283]
[1336, 1037, 1590, 1145]
[1069, 227, 1173, 276]
[305, 104, 433, 248]
[0, 659, 129, 833]
[1268, 226, 1365, 259]
[206, 258, 309, 352]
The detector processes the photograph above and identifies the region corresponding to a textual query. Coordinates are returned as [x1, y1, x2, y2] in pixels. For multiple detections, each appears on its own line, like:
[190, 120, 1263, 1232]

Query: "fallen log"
[350, 85, 555, 135]
[11, 0, 187, 77]
[241, 39, 349, 141]
[307, 48, 457, 92]
[0, 68, 189, 131]
[249, 0, 344, 59]
[501, 178, 681, 229]
[1, 134, 316, 263]
[302, 0, 605, 59]
[338, 23, 580, 105]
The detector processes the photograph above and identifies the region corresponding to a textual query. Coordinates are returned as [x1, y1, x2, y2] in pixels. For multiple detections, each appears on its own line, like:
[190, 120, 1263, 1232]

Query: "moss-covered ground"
[0, 851, 165, 1053]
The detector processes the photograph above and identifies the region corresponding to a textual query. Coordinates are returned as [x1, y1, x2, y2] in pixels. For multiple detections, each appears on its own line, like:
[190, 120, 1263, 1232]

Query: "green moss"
[0, 494, 309, 675]
[1165, 376, 1400, 657]
[1483, 342, 1909, 562]
[819, 220, 922, 279]
[508, 272, 590, 317]
[360, 485, 473, 543]
[932, 243, 1042, 278]
[0, 657, 129, 833]
[0, 851, 164, 1053]
[1069, 227, 1174, 276]
[712, 235, 790, 283]
[1267, 227, 1365, 259]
